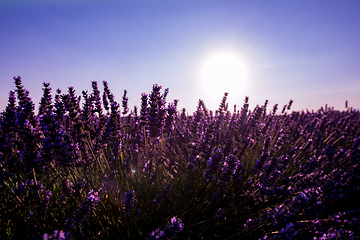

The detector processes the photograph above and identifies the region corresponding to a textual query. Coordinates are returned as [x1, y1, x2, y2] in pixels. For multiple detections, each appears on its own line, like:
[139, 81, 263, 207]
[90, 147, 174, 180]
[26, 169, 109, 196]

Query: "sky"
[1, 0, 359, 115]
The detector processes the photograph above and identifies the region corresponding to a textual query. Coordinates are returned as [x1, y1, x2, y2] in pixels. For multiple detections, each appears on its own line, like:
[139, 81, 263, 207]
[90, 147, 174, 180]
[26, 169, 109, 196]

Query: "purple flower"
[153, 184, 171, 206]
[91, 81, 103, 118]
[122, 89, 129, 115]
[147, 216, 184, 240]
[43, 230, 67, 240]
[65, 188, 101, 232]
[203, 148, 222, 181]
[124, 190, 135, 217]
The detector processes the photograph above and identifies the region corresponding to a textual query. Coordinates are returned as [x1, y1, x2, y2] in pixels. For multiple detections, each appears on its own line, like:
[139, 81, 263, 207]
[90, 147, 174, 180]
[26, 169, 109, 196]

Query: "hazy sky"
[1, 0, 359, 114]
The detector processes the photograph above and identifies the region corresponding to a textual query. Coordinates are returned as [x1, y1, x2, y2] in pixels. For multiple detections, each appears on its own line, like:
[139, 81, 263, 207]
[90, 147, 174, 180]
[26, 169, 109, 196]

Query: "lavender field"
[1, 76, 359, 239]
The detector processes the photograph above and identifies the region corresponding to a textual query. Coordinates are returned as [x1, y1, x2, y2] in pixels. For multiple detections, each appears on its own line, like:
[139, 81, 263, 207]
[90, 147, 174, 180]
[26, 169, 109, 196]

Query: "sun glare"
[199, 52, 248, 96]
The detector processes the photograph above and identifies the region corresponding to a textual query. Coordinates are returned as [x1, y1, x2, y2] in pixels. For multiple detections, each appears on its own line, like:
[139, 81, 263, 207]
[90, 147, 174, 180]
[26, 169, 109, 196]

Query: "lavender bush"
[0, 76, 359, 239]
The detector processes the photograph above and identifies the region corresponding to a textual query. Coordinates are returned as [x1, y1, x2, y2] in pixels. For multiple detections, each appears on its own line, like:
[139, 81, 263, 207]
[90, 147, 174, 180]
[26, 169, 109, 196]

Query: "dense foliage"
[1, 76, 359, 239]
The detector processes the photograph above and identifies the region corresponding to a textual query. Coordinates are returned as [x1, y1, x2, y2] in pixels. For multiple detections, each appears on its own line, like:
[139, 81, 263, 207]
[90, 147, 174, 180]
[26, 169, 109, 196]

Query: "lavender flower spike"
[147, 216, 184, 240]
[124, 190, 135, 217]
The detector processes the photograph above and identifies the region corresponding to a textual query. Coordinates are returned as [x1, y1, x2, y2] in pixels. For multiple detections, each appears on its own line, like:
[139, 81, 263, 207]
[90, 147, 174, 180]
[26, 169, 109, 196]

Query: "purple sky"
[1, 0, 359, 114]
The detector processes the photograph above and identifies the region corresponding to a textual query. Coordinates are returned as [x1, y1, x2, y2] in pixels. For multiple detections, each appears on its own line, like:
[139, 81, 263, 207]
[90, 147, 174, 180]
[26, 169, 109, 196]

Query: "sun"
[199, 52, 248, 96]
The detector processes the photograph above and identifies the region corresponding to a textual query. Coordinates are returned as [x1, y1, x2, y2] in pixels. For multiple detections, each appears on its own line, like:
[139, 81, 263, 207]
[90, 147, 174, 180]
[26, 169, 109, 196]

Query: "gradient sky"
[1, 0, 359, 115]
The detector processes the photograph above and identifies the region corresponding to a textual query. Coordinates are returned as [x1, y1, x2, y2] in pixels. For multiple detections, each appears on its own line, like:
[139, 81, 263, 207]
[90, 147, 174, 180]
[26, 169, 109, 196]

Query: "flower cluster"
[1, 76, 359, 239]
[148, 216, 184, 240]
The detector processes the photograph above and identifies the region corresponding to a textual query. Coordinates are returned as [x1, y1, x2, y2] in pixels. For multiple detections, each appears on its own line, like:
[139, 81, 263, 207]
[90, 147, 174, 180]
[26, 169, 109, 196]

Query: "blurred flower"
[147, 216, 184, 240]
[124, 190, 135, 217]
